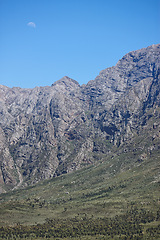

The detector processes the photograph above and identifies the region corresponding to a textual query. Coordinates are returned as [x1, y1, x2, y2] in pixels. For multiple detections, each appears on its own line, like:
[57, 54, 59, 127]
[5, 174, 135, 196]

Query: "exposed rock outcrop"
[0, 44, 159, 192]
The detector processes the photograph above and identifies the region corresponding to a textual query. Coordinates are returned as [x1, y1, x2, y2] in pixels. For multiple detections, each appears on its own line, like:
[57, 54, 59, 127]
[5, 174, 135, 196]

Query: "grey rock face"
[0, 44, 159, 192]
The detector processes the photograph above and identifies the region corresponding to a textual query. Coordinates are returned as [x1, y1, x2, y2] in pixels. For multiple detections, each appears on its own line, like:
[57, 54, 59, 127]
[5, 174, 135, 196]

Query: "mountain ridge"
[0, 43, 159, 193]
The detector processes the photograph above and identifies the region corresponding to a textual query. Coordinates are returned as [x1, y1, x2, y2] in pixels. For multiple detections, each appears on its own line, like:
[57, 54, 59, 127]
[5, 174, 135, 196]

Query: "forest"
[0, 205, 159, 239]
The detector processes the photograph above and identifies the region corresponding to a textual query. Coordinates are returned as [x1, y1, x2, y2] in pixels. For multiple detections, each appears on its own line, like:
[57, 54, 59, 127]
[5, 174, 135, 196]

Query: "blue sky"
[0, 0, 159, 88]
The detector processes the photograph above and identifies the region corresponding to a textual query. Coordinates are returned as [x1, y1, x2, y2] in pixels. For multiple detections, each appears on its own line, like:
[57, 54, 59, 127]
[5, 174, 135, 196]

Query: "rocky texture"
[0, 44, 160, 192]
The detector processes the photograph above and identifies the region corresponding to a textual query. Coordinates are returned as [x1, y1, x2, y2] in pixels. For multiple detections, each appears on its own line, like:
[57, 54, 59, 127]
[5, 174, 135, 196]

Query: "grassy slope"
[0, 155, 159, 225]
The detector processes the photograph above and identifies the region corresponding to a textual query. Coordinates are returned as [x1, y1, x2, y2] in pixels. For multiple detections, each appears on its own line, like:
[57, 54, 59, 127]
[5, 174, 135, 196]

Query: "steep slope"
[82, 44, 160, 111]
[0, 76, 88, 190]
[0, 44, 159, 192]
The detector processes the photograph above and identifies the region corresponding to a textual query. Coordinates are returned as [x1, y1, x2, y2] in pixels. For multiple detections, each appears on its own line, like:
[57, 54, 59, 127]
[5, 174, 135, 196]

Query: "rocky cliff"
[0, 44, 159, 192]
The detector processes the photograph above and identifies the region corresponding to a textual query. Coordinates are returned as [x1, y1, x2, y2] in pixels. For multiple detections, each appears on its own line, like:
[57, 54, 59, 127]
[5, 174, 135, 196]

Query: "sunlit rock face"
[0, 44, 159, 192]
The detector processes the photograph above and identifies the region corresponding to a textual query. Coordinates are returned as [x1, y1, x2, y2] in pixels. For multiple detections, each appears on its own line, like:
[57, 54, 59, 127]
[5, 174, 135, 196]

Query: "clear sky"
[0, 0, 159, 88]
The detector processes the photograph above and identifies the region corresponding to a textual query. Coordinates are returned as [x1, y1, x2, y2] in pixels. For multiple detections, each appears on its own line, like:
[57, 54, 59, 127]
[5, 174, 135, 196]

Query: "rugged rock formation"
[0, 44, 159, 192]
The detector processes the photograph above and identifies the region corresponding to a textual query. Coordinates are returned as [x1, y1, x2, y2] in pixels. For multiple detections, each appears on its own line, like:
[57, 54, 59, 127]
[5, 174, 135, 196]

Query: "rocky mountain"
[0, 44, 160, 193]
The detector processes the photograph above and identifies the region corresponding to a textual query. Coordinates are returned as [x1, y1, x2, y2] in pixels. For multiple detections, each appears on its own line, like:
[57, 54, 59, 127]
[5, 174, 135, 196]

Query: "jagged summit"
[0, 44, 159, 192]
[52, 76, 80, 87]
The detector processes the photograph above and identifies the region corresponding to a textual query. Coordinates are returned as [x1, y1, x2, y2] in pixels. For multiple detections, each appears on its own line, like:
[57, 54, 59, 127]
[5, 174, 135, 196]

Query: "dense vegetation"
[0, 205, 160, 239]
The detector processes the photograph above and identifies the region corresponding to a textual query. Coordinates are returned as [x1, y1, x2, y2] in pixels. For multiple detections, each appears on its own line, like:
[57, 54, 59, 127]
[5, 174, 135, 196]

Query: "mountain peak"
[0, 44, 159, 192]
[51, 76, 80, 87]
